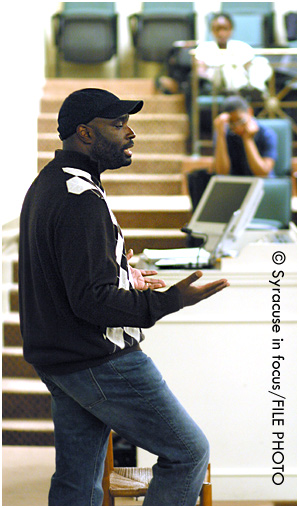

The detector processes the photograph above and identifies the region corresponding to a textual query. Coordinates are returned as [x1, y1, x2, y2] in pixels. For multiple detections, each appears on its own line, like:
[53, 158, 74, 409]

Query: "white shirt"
[195, 40, 254, 68]
[195, 40, 255, 90]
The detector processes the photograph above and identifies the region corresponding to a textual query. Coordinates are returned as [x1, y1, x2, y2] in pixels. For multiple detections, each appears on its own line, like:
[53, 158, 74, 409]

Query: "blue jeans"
[36, 351, 209, 506]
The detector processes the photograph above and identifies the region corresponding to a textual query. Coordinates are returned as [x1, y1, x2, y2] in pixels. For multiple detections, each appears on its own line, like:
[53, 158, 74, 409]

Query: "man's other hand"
[127, 249, 166, 291]
[175, 271, 229, 307]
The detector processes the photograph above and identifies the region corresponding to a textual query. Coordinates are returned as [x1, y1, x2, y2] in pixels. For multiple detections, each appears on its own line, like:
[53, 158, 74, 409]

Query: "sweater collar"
[54, 150, 100, 181]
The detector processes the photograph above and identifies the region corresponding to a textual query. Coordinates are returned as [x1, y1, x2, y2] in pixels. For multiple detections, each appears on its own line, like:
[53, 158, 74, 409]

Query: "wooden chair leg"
[102, 477, 114, 506]
[200, 482, 212, 506]
[102, 433, 114, 506]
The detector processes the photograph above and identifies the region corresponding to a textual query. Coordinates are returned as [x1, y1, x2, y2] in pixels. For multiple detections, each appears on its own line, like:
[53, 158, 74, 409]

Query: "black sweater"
[19, 150, 183, 374]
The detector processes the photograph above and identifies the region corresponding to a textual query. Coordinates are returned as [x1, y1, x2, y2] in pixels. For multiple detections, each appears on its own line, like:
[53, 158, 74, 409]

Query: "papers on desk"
[142, 247, 211, 268]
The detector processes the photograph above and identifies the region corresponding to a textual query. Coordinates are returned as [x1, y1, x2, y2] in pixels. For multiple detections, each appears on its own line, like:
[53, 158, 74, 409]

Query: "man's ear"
[248, 106, 254, 117]
[76, 124, 93, 144]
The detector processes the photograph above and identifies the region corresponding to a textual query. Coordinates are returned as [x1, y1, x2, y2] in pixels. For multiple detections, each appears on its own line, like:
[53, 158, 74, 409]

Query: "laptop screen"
[195, 181, 251, 223]
[187, 176, 264, 251]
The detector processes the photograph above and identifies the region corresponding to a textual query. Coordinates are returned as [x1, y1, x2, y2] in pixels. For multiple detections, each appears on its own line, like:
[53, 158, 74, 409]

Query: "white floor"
[2, 446, 142, 507]
[2, 446, 288, 507]
[3, 446, 54, 506]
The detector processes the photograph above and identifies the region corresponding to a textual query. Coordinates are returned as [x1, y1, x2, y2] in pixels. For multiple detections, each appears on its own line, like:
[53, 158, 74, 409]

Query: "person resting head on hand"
[213, 95, 277, 177]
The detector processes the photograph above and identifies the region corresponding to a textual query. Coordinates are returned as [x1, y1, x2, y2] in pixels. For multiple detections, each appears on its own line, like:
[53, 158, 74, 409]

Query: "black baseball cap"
[58, 88, 144, 140]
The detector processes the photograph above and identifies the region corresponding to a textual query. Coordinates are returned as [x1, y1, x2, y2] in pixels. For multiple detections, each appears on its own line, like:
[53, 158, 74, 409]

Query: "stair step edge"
[107, 195, 191, 211]
[38, 112, 188, 120]
[122, 229, 186, 237]
[2, 378, 47, 393]
[38, 133, 187, 140]
[2, 312, 20, 324]
[101, 174, 182, 182]
[37, 152, 187, 161]
[3, 347, 23, 356]
[2, 282, 18, 291]
[3, 419, 54, 431]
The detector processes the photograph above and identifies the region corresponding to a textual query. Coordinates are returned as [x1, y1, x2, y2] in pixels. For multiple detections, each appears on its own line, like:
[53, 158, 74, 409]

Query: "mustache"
[124, 142, 134, 150]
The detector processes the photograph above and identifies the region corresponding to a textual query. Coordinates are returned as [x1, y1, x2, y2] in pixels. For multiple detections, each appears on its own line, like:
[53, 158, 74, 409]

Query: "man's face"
[228, 110, 249, 136]
[87, 114, 135, 170]
[211, 16, 233, 47]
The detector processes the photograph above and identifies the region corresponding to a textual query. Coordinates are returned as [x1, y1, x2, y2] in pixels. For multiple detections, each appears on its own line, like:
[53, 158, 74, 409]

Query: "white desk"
[137, 240, 297, 502]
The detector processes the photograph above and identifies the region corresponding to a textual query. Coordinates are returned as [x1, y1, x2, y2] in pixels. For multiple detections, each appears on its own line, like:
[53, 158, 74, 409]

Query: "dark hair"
[210, 12, 234, 29]
[221, 95, 249, 113]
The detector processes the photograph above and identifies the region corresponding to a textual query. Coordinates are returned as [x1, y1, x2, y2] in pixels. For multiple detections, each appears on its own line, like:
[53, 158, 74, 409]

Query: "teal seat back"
[131, 3, 196, 63]
[142, 2, 194, 14]
[220, 2, 273, 14]
[254, 178, 292, 228]
[257, 118, 292, 176]
[55, 2, 117, 64]
[63, 2, 115, 14]
[231, 14, 264, 47]
[253, 118, 293, 228]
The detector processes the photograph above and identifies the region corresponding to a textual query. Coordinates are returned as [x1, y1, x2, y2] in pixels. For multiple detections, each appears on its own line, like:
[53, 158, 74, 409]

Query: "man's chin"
[123, 155, 133, 166]
[119, 154, 133, 167]
[107, 156, 132, 170]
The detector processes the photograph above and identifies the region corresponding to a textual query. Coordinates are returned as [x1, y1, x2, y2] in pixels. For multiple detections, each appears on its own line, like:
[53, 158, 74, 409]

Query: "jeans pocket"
[40, 368, 107, 410]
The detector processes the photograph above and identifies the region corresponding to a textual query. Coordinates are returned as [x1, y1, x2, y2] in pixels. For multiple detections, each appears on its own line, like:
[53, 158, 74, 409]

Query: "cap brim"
[100, 100, 144, 119]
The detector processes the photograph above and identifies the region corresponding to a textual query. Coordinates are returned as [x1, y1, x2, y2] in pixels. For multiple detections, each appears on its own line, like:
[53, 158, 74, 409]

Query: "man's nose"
[127, 125, 136, 138]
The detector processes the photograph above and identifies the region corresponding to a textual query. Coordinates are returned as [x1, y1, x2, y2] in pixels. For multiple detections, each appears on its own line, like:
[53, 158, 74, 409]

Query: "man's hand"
[127, 250, 166, 291]
[241, 117, 259, 139]
[213, 112, 230, 135]
[175, 271, 229, 307]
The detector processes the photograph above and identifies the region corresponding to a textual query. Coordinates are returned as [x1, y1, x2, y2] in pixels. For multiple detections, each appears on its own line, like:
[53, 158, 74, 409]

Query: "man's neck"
[58, 149, 101, 179]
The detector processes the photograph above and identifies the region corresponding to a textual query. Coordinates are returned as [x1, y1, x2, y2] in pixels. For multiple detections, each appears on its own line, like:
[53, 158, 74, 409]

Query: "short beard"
[90, 132, 131, 171]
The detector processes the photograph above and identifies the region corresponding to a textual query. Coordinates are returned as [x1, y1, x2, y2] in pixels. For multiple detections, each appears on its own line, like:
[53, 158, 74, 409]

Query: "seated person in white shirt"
[195, 12, 272, 97]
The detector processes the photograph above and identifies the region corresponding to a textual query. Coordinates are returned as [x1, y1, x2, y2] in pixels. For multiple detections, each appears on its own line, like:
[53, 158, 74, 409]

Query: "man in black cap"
[19, 88, 229, 506]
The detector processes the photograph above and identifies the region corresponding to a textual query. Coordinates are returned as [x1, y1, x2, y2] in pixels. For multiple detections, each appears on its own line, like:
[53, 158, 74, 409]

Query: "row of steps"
[2, 311, 54, 446]
[42, 78, 157, 96]
[2, 243, 53, 446]
[40, 94, 187, 116]
[2, 237, 22, 447]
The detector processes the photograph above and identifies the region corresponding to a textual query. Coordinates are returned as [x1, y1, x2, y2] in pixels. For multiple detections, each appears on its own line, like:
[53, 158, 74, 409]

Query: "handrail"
[252, 47, 297, 55]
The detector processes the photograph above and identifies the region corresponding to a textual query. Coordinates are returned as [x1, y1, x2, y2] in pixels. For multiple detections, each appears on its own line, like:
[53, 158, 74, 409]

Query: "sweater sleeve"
[54, 191, 183, 329]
